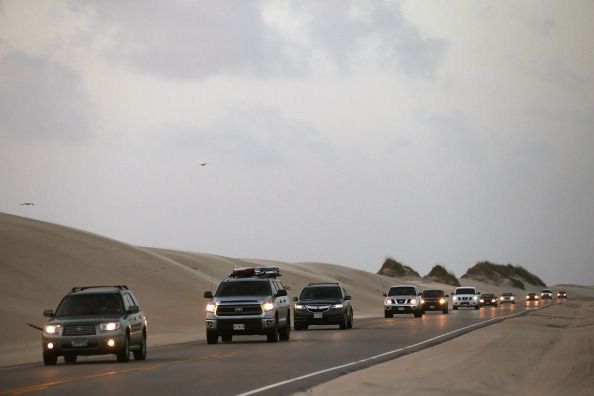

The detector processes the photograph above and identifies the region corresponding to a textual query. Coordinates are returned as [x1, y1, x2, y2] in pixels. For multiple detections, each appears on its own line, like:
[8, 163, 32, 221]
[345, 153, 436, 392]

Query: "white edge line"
[236, 310, 527, 396]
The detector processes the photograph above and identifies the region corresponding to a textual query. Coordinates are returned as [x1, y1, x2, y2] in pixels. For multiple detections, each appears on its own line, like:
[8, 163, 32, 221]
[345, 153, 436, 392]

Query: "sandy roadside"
[295, 295, 594, 396]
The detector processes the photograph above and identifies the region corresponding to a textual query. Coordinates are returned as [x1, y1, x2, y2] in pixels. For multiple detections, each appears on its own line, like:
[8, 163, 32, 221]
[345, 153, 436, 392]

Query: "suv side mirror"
[418, 292, 422, 296]
[276, 289, 288, 297]
[43, 309, 54, 318]
[445, 295, 449, 298]
[344, 295, 352, 300]
[382, 293, 387, 297]
[127, 305, 140, 315]
[203, 291, 213, 299]
[292, 296, 298, 302]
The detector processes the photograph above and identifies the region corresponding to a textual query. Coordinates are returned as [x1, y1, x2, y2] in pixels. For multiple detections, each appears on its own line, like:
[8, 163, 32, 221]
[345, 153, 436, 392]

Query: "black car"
[480, 293, 498, 307]
[526, 292, 539, 301]
[293, 283, 353, 330]
[420, 289, 448, 314]
[557, 290, 568, 298]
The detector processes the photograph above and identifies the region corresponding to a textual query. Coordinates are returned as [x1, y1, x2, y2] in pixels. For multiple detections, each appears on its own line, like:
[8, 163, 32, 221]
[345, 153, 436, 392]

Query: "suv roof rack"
[71, 285, 129, 292]
[229, 267, 281, 279]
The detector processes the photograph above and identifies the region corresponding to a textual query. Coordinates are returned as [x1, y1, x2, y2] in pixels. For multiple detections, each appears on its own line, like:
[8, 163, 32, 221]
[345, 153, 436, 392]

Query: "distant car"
[293, 283, 353, 330]
[499, 292, 516, 304]
[557, 290, 568, 298]
[42, 285, 147, 365]
[540, 289, 553, 299]
[526, 292, 539, 301]
[384, 285, 423, 318]
[420, 289, 449, 314]
[452, 286, 480, 310]
[480, 293, 498, 307]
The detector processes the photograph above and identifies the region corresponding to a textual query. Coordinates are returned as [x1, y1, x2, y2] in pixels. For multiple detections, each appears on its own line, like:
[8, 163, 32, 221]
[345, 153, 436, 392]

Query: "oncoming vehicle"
[383, 285, 423, 318]
[420, 289, 449, 314]
[540, 289, 553, 299]
[526, 292, 539, 301]
[480, 293, 498, 307]
[203, 267, 290, 344]
[557, 290, 568, 298]
[293, 283, 353, 330]
[41, 285, 147, 365]
[499, 292, 516, 304]
[452, 287, 480, 310]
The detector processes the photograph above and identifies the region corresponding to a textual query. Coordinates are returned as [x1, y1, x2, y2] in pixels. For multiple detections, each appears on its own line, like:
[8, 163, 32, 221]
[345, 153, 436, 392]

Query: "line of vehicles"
[39, 267, 568, 365]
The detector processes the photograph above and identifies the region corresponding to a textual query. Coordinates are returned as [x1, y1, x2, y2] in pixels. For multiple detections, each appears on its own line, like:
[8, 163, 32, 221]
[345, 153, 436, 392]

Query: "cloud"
[0, 51, 91, 142]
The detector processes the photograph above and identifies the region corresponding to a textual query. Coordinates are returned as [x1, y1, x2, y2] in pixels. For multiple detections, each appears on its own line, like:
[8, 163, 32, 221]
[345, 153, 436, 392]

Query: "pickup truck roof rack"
[229, 267, 281, 279]
[71, 285, 129, 292]
[306, 282, 340, 286]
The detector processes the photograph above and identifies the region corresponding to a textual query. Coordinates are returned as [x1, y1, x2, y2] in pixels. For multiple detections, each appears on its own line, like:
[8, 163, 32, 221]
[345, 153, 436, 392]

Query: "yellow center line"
[1, 352, 238, 396]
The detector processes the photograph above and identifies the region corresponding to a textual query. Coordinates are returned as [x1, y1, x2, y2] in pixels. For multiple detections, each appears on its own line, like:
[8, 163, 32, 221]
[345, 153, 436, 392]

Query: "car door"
[123, 293, 143, 343]
[274, 280, 290, 325]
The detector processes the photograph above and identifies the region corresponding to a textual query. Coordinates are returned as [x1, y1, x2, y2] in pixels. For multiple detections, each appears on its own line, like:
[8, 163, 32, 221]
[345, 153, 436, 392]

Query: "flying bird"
[20, 202, 34, 206]
[200, 162, 209, 167]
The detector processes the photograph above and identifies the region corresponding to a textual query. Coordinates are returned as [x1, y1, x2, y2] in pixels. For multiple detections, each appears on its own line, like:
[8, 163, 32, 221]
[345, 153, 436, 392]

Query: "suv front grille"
[217, 304, 263, 316]
[306, 305, 331, 313]
[63, 324, 96, 336]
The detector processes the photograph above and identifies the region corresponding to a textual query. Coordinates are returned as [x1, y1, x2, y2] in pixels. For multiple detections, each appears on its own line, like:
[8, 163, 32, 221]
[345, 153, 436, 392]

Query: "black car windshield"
[388, 287, 416, 296]
[216, 280, 271, 297]
[455, 288, 476, 295]
[56, 294, 124, 316]
[422, 290, 444, 298]
[300, 286, 341, 300]
[502, 293, 513, 296]
[482, 294, 495, 298]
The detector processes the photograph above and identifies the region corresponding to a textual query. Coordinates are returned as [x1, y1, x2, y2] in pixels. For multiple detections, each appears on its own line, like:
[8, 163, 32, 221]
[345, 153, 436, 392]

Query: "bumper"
[500, 299, 515, 304]
[205, 317, 277, 335]
[452, 300, 479, 307]
[294, 309, 345, 325]
[421, 302, 448, 311]
[384, 305, 420, 314]
[42, 332, 126, 356]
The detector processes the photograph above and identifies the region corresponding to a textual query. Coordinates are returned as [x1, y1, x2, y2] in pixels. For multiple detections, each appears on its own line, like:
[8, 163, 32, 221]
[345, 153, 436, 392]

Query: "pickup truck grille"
[63, 324, 96, 336]
[217, 304, 262, 316]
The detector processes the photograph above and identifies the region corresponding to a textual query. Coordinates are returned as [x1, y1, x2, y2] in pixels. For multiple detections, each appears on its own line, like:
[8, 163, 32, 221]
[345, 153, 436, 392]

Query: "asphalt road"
[0, 301, 550, 396]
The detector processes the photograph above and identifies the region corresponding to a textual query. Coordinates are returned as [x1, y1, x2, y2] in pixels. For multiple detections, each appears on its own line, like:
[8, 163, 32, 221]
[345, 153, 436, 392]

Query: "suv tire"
[43, 352, 57, 366]
[347, 311, 353, 329]
[134, 333, 147, 360]
[339, 313, 348, 330]
[117, 334, 130, 363]
[279, 314, 290, 341]
[384, 311, 393, 318]
[267, 319, 279, 343]
[414, 311, 423, 318]
[453, 306, 458, 310]
[222, 333, 232, 342]
[64, 354, 77, 364]
[206, 330, 218, 344]
[474, 305, 480, 310]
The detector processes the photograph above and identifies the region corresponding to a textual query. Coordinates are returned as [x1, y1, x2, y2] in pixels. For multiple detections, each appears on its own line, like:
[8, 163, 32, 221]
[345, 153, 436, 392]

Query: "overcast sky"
[1, 1, 593, 285]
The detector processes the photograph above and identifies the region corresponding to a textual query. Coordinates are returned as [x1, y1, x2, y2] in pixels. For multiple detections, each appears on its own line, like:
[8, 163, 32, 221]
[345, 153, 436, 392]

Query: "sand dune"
[0, 212, 578, 369]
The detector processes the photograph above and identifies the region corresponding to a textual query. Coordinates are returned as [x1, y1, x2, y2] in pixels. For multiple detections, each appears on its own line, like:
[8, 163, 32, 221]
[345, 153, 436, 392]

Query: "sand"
[2, 212, 592, 396]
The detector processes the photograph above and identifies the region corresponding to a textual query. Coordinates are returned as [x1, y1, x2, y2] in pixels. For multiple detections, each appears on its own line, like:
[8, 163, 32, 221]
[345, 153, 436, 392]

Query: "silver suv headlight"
[261, 302, 275, 312]
[206, 303, 217, 313]
[100, 322, 121, 331]
[44, 324, 61, 335]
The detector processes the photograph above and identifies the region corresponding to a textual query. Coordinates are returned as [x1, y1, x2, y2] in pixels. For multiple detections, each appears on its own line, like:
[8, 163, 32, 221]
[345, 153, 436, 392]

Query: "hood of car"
[298, 299, 344, 305]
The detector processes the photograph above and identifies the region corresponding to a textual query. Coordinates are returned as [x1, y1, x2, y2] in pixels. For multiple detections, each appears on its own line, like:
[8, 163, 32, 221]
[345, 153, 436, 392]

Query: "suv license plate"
[430, 305, 435, 309]
[314, 313, 323, 319]
[397, 307, 404, 311]
[233, 324, 245, 331]
[71, 337, 88, 347]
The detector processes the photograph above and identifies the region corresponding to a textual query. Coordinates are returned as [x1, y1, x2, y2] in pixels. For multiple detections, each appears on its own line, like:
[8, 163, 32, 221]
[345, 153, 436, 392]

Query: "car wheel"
[206, 330, 218, 344]
[221, 333, 232, 342]
[43, 352, 57, 366]
[347, 310, 353, 329]
[474, 305, 480, 310]
[267, 319, 279, 343]
[453, 306, 458, 310]
[294, 323, 303, 331]
[279, 313, 291, 341]
[443, 309, 448, 314]
[117, 334, 130, 362]
[384, 311, 393, 318]
[64, 354, 77, 364]
[414, 311, 422, 318]
[133, 333, 147, 360]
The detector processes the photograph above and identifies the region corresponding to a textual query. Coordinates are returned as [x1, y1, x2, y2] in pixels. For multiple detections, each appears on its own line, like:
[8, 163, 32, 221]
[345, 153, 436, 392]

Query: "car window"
[216, 281, 272, 297]
[388, 287, 416, 296]
[56, 293, 124, 316]
[422, 290, 444, 298]
[455, 288, 476, 295]
[123, 294, 136, 309]
[300, 286, 341, 300]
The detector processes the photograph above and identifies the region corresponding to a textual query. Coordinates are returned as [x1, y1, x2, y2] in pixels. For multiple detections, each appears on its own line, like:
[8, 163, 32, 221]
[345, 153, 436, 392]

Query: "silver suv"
[42, 285, 147, 365]
[452, 286, 480, 310]
[203, 267, 291, 344]
[383, 285, 423, 318]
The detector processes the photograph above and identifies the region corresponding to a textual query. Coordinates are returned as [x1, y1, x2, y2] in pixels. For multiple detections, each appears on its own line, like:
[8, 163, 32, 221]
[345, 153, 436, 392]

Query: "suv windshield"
[482, 294, 495, 298]
[216, 280, 271, 297]
[300, 286, 341, 300]
[422, 290, 444, 298]
[502, 293, 513, 296]
[56, 293, 124, 316]
[455, 288, 476, 295]
[388, 287, 416, 296]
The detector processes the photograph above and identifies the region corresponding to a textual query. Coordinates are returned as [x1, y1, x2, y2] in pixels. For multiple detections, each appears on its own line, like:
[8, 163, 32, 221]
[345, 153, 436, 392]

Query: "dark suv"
[203, 267, 291, 344]
[42, 285, 147, 365]
[420, 289, 449, 314]
[293, 283, 353, 330]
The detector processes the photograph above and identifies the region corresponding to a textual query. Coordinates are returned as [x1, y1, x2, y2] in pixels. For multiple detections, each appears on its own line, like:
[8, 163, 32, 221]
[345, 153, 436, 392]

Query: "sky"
[1, 1, 593, 285]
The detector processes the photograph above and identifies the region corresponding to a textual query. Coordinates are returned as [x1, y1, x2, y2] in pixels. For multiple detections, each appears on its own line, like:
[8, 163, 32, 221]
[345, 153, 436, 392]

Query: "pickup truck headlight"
[439, 298, 446, 304]
[206, 303, 217, 313]
[100, 322, 120, 331]
[44, 324, 61, 335]
[473, 296, 478, 301]
[262, 302, 275, 312]
[480, 299, 484, 303]
[420, 299, 425, 304]
[332, 303, 344, 309]
[511, 296, 515, 300]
